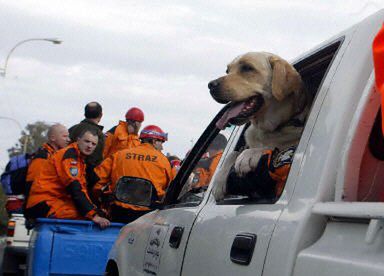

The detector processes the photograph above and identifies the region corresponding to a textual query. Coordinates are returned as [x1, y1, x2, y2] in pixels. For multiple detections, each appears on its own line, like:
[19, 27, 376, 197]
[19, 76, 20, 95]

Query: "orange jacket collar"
[67, 142, 84, 160]
[43, 143, 56, 155]
[140, 142, 157, 151]
[117, 120, 139, 140]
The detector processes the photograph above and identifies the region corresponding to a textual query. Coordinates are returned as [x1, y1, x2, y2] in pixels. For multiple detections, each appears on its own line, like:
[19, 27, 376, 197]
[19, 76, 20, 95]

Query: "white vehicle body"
[2, 214, 32, 274]
[107, 10, 384, 276]
[5, 214, 30, 250]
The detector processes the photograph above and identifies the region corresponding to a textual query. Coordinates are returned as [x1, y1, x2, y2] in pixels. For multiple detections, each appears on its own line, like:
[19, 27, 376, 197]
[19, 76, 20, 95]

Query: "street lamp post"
[0, 38, 62, 77]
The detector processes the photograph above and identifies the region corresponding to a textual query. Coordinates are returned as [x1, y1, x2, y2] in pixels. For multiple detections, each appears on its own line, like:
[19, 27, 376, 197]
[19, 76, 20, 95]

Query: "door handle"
[230, 233, 257, 265]
[169, 226, 184, 248]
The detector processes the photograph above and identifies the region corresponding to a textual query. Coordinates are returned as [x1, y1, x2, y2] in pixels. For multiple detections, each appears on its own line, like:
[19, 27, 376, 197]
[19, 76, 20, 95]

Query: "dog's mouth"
[216, 94, 264, 129]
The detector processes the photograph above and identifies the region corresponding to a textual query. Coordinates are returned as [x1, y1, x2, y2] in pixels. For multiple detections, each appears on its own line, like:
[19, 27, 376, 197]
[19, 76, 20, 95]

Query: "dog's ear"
[269, 56, 302, 101]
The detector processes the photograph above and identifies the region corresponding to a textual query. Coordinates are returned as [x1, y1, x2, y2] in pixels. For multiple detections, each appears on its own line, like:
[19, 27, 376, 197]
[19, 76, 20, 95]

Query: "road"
[0, 237, 6, 271]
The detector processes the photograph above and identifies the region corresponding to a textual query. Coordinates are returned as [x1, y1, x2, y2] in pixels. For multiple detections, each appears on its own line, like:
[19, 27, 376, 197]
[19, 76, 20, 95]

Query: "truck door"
[179, 126, 285, 276]
[150, 114, 283, 276]
[112, 38, 342, 276]
[112, 105, 238, 276]
[178, 40, 345, 276]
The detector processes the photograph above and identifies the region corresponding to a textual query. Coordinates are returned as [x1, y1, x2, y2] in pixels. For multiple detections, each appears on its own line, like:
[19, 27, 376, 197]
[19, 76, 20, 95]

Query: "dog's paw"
[234, 148, 264, 176]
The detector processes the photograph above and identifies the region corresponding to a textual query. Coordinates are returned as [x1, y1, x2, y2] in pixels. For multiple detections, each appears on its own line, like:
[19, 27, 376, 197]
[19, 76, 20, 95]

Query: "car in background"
[2, 213, 31, 275]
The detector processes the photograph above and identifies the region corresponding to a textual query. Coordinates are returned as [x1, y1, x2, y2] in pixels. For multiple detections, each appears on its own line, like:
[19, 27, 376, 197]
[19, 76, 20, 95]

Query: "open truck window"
[164, 40, 343, 207]
[163, 106, 238, 207]
[334, 72, 384, 203]
[219, 39, 343, 204]
[177, 125, 235, 204]
[357, 109, 384, 201]
[311, 72, 384, 236]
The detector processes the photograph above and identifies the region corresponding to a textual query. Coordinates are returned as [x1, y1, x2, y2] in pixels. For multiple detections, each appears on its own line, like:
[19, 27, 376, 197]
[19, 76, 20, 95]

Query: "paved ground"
[0, 238, 5, 268]
[0, 237, 7, 275]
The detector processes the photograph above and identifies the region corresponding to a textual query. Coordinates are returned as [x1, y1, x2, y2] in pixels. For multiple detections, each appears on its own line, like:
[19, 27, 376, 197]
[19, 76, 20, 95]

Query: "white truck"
[106, 10, 384, 276]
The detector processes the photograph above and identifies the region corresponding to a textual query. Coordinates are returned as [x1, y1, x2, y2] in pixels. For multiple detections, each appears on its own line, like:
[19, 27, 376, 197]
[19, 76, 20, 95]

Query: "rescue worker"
[25, 129, 110, 228]
[191, 134, 227, 189]
[168, 155, 181, 179]
[25, 123, 71, 198]
[69, 102, 105, 197]
[103, 107, 144, 159]
[69, 102, 105, 168]
[94, 125, 172, 223]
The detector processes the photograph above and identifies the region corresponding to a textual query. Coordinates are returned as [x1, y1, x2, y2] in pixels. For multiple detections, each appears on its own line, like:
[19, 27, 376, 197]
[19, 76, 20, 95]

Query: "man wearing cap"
[103, 107, 144, 159]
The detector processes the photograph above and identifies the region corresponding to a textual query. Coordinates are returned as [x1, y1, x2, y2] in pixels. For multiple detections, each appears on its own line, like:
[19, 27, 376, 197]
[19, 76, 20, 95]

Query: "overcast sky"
[0, 0, 383, 169]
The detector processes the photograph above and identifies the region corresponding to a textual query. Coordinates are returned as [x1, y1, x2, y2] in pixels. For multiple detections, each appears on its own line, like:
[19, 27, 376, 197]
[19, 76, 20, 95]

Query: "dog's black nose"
[208, 79, 220, 90]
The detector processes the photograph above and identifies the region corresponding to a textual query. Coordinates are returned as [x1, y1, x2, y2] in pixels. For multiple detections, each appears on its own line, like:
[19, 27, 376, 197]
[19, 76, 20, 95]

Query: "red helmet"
[125, 107, 144, 122]
[170, 159, 181, 168]
[140, 125, 168, 142]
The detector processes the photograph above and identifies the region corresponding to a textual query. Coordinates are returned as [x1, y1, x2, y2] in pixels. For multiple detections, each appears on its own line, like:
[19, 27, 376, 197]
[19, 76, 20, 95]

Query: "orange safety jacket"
[192, 151, 223, 189]
[263, 148, 293, 197]
[25, 143, 55, 201]
[103, 121, 141, 159]
[25, 143, 56, 197]
[227, 146, 295, 199]
[26, 143, 97, 220]
[94, 143, 172, 211]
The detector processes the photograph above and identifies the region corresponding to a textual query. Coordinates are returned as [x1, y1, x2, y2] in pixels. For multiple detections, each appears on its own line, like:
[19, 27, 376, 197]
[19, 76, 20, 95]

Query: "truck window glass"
[177, 126, 235, 204]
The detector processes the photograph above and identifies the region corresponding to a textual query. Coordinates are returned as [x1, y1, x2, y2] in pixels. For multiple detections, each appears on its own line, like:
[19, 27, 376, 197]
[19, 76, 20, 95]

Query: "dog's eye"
[226, 68, 229, 74]
[241, 65, 254, 73]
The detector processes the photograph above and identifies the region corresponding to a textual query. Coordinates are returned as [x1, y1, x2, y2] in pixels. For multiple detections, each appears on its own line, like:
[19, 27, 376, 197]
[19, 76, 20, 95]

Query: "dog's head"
[209, 52, 305, 131]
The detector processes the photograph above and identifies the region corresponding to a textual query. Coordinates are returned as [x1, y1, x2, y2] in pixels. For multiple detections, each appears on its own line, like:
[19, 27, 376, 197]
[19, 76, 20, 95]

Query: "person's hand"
[92, 214, 110, 229]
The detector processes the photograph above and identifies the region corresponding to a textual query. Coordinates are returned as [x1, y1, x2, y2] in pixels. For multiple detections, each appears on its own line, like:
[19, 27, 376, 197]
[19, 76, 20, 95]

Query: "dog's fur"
[208, 52, 309, 200]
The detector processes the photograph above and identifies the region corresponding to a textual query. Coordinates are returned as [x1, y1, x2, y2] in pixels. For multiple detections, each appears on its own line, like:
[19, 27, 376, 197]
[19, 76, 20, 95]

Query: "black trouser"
[24, 201, 51, 229]
[110, 205, 151, 224]
[24, 201, 50, 219]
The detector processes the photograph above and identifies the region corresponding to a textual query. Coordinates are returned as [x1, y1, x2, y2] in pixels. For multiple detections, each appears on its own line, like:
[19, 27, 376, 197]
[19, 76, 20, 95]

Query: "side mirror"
[114, 176, 158, 207]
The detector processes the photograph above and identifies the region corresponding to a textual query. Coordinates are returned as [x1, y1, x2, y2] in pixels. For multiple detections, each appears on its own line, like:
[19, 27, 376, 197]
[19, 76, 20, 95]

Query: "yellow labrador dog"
[209, 52, 308, 200]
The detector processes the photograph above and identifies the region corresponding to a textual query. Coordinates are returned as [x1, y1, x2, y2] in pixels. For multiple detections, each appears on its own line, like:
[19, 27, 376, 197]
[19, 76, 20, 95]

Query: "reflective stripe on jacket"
[263, 147, 294, 197]
[94, 143, 172, 211]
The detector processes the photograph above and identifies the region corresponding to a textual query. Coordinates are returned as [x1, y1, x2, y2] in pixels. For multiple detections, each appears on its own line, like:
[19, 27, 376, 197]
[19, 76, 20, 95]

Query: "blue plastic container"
[28, 218, 124, 276]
